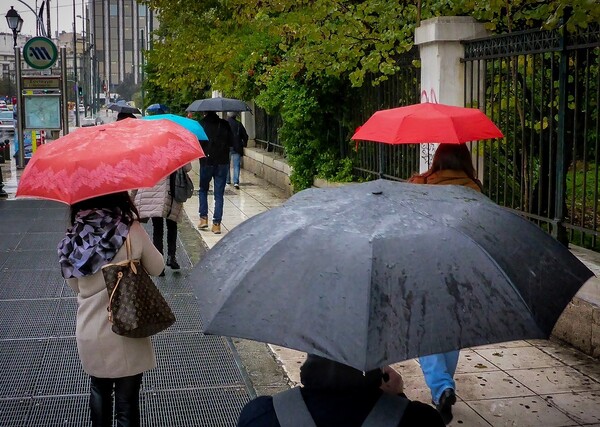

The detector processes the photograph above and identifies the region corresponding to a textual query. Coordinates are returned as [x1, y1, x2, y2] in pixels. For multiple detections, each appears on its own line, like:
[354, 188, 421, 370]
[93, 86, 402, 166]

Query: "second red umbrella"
[352, 102, 503, 144]
[16, 118, 205, 205]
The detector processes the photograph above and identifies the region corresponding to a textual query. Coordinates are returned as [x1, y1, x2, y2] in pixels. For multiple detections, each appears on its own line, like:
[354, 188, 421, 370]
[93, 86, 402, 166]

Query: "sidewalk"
[183, 165, 600, 427]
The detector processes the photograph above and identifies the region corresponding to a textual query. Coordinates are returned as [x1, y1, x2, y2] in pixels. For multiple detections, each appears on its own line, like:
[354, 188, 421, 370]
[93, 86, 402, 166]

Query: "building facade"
[88, 0, 158, 98]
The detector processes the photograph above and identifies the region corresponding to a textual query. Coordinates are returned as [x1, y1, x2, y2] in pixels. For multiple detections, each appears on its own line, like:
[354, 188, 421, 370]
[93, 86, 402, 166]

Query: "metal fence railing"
[463, 24, 600, 249]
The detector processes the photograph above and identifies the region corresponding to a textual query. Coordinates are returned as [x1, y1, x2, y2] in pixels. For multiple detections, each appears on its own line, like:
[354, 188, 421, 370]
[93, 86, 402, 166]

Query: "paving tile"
[471, 340, 531, 350]
[456, 349, 501, 373]
[449, 401, 492, 426]
[390, 358, 423, 378]
[510, 366, 600, 394]
[467, 396, 578, 426]
[535, 340, 598, 366]
[573, 362, 600, 383]
[455, 370, 533, 400]
[475, 346, 565, 370]
[545, 390, 600, 425]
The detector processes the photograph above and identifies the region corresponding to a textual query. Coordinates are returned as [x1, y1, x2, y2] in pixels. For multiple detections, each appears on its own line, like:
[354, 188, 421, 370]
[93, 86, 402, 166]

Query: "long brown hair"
[69, 192, 139, 225]
[422, 144, 482, 189]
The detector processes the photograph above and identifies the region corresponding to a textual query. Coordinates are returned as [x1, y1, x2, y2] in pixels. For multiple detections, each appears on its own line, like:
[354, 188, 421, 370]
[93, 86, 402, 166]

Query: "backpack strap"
[272, 388, 317, 427]
[362, 394, 409, 427]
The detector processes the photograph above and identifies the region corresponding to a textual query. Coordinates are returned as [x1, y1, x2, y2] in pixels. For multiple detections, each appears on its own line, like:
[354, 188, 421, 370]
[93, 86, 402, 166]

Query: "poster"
[23, 96, 61, 129]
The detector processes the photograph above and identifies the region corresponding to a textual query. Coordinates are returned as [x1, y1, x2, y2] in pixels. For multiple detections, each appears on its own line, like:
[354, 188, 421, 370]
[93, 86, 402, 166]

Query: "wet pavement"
[1, 139, 599, 425]
[182, 165, 600, 427]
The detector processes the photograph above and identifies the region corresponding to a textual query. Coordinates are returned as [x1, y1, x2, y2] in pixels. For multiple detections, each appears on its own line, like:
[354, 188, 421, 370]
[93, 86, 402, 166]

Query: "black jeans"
[151, 217, 177, 257]
[89, 373, 143, 427]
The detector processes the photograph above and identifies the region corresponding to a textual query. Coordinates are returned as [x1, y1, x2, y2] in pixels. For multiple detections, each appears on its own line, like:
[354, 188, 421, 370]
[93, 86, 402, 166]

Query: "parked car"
[0, 110, 15, 135]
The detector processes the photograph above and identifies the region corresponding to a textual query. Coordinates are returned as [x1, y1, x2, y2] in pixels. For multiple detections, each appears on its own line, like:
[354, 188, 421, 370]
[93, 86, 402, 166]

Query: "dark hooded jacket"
[199, 112, 234, 166]
[237, 355, 445, 427]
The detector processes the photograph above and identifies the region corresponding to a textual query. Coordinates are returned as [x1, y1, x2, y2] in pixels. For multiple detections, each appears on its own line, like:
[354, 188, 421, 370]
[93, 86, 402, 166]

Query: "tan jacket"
[409, 169, 482, 192]
[66, 221, 165, 378]
[133, 163, 192, 223]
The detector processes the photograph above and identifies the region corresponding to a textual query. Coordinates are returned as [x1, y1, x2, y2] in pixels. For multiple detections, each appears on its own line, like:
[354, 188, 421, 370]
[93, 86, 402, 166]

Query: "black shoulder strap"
[362, 394, 409, 427]
[272, 388, 317, 427]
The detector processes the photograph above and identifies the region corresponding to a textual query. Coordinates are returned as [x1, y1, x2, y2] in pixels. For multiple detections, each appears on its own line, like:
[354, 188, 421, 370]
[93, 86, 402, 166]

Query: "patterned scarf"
[58, 208, 131, 279]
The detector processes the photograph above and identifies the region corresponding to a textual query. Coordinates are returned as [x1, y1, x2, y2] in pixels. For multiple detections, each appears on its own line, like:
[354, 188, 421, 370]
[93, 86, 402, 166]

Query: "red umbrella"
[16, 118, 205, 205]
[352, 102, 503, 144]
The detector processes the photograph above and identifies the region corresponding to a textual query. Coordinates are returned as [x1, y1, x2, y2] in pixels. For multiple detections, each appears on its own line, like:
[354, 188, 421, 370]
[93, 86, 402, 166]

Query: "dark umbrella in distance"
[147, 103, 169, 114]
[186, 97, 251, 113]
[107, 100, 141, 115]
[191, 180, 593, 371]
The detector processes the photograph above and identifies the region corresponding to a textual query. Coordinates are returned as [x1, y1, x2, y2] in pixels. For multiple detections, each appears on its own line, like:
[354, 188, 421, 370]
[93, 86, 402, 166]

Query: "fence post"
[553, 10, 571, 246]
[414, 17, 487, 172]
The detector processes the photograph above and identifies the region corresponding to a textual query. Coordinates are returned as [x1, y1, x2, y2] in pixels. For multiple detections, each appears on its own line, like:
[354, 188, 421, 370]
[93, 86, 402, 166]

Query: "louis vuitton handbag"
[102, 236, 175, 338]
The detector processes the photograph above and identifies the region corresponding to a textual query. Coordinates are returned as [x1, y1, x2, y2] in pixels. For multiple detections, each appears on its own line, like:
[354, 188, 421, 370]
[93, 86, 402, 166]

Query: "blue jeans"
[227, 150, 241, 185]
[419, 350, 459, 404]
[198, 163, 228, 224]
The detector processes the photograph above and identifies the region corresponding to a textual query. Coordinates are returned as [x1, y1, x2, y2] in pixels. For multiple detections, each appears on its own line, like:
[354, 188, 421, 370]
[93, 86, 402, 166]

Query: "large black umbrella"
[107, 100, 141, 115]
[191, 180, 593, 371]
[186, 97, 251, 113]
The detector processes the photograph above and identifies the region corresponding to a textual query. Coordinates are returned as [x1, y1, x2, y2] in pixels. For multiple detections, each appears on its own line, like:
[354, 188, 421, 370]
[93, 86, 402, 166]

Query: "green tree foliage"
[140, 0, 600, 190]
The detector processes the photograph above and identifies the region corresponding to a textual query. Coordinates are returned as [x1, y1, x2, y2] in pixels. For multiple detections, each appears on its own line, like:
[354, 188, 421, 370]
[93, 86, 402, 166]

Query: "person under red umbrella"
[408, 143, 482, 425]
[58, 192, 164, 426]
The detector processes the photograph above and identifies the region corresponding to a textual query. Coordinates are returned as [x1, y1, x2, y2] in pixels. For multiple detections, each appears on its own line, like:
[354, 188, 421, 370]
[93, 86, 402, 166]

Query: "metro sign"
[23, 37, 58, 70]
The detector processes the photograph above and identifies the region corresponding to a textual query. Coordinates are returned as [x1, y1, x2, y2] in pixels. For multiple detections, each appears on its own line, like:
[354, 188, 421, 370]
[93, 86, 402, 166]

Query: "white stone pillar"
[414, 16, 488, 172]
[241, 100, 256, 142]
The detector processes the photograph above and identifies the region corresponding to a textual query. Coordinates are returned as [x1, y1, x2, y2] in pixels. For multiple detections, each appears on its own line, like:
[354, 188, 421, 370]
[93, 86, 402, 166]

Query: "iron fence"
[347, 51, 422, 181]
[463, 24, 600, 249]
[254, 107, 285, 156]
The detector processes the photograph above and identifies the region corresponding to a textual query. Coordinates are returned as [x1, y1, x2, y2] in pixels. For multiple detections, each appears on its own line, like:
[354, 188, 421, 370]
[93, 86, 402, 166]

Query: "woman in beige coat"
[58, 191, 164, 427]
[133, 163, 192, 273]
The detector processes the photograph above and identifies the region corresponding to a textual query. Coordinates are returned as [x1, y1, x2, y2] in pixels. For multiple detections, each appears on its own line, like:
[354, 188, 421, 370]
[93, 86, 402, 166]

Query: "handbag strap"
[272, 388, 317, 427]
[362, 394, 409, 427]
[273, 387, 408, 427]
[106, 235, 136, 323]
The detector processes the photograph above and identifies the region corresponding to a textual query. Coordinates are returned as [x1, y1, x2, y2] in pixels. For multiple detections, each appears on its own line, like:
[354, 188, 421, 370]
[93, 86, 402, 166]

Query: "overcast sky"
[6, 0, 85, 38]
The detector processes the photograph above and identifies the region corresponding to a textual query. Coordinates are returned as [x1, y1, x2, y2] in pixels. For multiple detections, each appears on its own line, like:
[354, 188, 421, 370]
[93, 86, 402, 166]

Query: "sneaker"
[198, 216, 208, 229]
[166, 256, 180, 270]
[436, 388, 456, 425]
[211, 223, 221, 234]
[234, 183, 240, 189]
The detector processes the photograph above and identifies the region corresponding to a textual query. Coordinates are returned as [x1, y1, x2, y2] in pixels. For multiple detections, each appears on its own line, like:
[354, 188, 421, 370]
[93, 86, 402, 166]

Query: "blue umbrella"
[142, 114, 208, 141]
[146, 103, 169, 114]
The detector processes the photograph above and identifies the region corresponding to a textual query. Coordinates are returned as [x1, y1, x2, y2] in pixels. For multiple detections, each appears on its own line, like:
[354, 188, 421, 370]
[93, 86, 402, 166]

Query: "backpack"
[170, 168, 194, 203]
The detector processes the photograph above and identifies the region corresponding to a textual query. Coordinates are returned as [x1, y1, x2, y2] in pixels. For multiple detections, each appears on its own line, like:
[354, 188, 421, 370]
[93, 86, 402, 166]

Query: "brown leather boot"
[211, 223, 221, 234]
[198, 216, 208, 229]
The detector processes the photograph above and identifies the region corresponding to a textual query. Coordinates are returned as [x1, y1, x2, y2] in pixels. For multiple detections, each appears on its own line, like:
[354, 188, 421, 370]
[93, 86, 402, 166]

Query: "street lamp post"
[1, 6, 25, 192]
[6, 6, 23, 47]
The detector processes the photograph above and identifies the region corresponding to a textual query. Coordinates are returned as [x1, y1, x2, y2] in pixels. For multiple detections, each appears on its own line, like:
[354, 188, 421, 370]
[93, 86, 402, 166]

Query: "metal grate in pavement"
[3, 250, 61, 270]
[15, 232, 64, 251]
[0, 299, 58, 339]
[0, 339, 46, 398]
[163, 293, 204, 332]
[0, 233, 22, 250]
[0, 219, 33, 234]
[27, 395, 89, 426]
[142, 388, 250, 427]
[34, 338, 89, 397]
[0, 398, 31, 427]
[33, 208, 68, 221]
[154, 271, 196, 294]
[0, 252, 8, 269]
[0, 200, 63, 210]
[0, 270, 64, 299]
[146, 332, 245, 390]
[29, 219, 69, 233]
[50, 298, 77, 337]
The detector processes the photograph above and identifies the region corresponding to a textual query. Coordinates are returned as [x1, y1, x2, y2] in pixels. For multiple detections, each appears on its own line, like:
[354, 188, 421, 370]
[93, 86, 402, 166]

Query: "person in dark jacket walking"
[198, 111, 234, 234]
[237, 354, 445, 427]
[226, 112, 249, 189]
